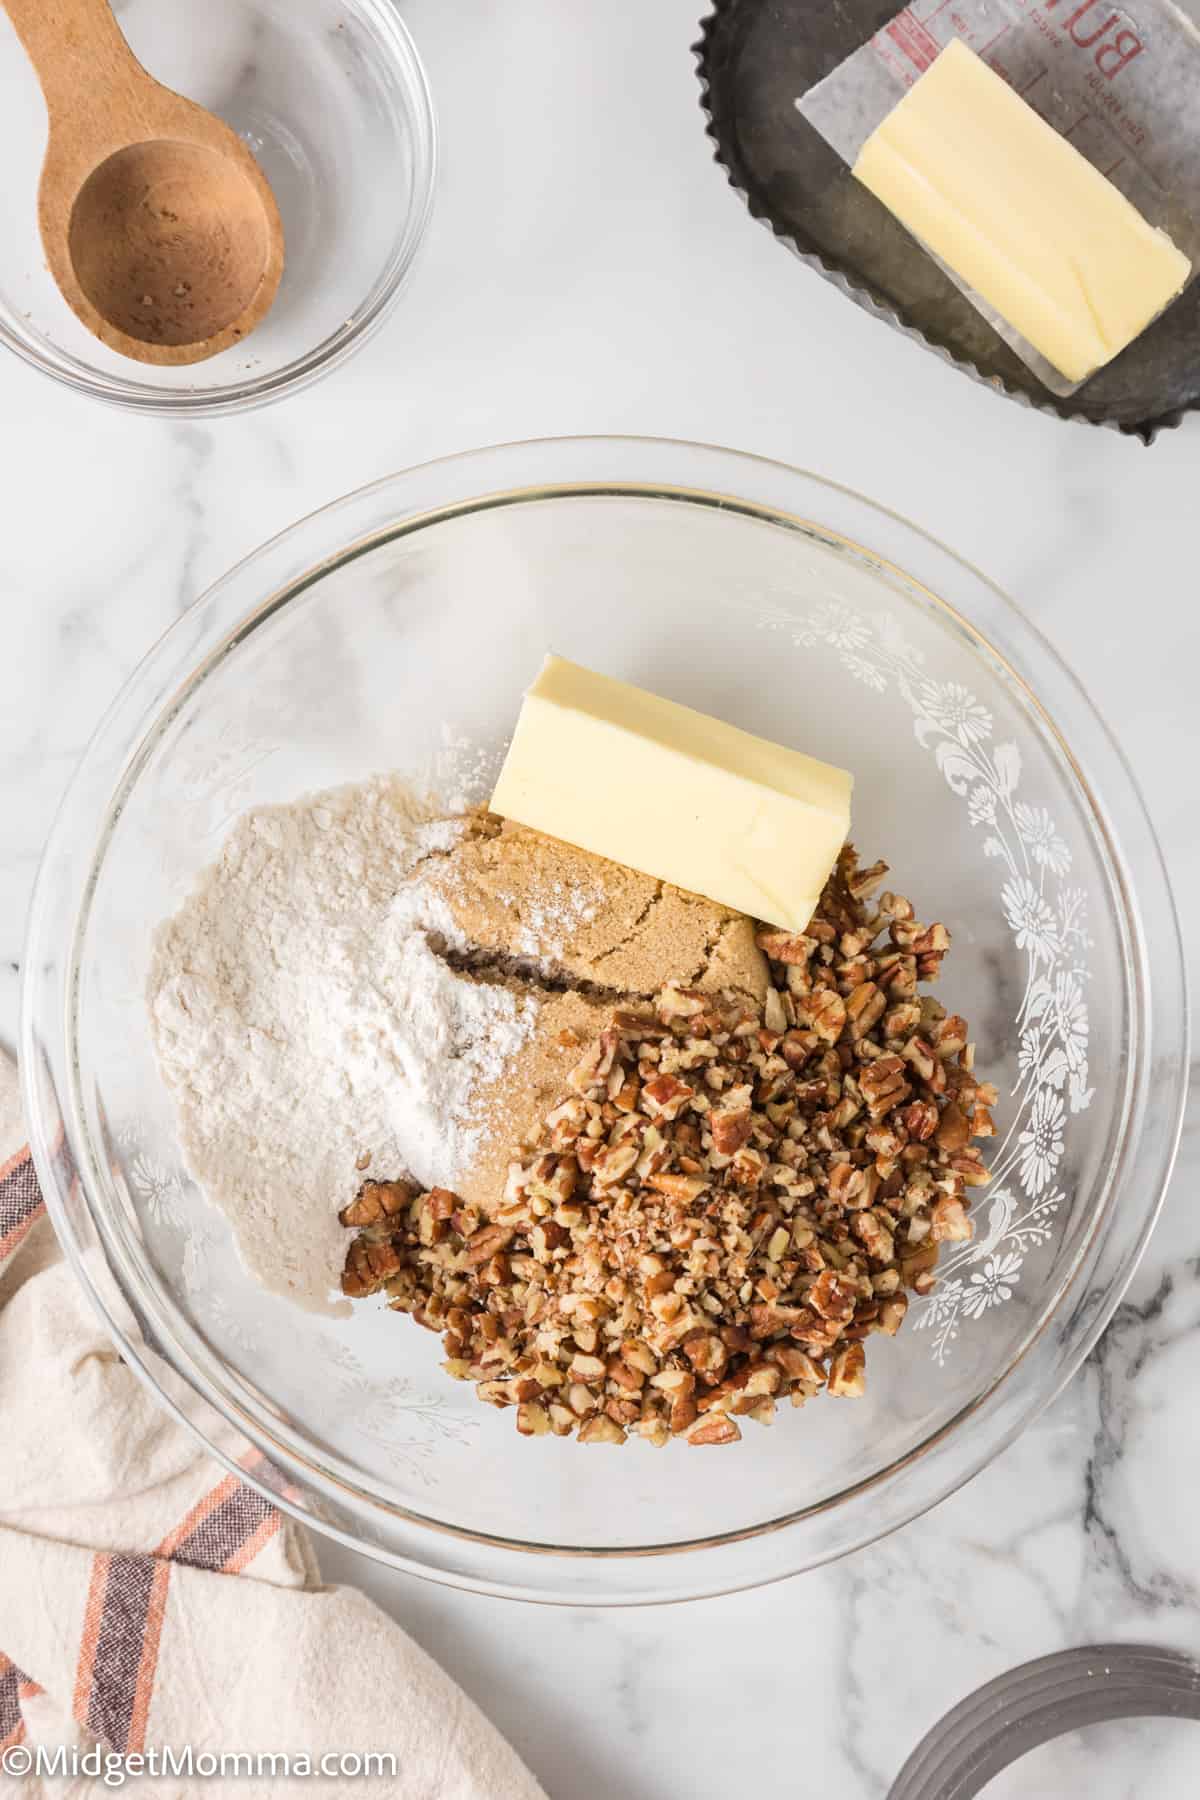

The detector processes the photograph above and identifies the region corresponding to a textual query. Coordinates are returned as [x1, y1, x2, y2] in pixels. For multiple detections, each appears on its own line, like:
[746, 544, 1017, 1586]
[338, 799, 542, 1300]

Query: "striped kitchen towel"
[0, 1055, 546, 1799]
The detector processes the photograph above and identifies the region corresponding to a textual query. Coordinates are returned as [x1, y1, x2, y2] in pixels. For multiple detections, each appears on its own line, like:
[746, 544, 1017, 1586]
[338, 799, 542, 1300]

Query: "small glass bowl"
[21, 439, 1188, 1603]
[0, 0, 435, 414]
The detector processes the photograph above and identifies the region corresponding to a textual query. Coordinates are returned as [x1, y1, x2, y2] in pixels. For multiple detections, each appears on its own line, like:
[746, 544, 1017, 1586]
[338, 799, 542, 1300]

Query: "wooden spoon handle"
[1, 0, 144, 118]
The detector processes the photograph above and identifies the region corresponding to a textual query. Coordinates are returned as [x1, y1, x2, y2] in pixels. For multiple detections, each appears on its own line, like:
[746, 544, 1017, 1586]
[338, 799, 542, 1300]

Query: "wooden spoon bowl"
[3, 0, 284, 366]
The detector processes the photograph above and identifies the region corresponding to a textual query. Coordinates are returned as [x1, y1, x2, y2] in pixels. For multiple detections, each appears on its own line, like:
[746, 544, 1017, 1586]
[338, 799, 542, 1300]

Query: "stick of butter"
[490, 655, 852, 933]
[853, 39, 1190, 383]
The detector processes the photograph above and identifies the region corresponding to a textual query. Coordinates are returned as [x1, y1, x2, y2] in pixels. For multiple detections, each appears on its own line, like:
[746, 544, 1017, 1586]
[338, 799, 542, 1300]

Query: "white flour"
[147, 776, 535, 1313]
[514, 881, 601, 956]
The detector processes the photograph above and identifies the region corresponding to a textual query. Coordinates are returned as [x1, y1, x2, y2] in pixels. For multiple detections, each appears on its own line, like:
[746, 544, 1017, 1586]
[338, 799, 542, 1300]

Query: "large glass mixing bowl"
[21, 439, 1188, 1603]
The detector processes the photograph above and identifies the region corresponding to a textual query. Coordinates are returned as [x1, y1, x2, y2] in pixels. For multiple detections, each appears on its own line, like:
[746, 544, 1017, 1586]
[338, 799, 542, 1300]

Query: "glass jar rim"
[889, 1644, 1200, 1798]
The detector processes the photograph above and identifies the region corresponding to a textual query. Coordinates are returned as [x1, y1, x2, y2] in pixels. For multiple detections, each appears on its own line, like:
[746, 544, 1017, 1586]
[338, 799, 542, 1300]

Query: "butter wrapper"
[796, 0, 1200, 396]
[696, 0, 1200, 431]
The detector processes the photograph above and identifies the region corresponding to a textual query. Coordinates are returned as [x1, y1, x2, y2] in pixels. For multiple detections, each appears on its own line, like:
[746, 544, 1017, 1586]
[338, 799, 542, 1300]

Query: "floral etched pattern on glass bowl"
[21, 439, 1187, 1604]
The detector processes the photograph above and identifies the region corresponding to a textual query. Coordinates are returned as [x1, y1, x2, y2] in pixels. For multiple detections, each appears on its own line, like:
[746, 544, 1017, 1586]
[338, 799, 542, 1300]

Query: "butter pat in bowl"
[490, 654, 852, 932]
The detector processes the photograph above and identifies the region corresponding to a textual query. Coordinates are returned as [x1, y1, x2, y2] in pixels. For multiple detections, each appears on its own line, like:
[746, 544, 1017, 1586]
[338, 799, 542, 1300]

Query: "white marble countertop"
[2, 2, 1197, 1793]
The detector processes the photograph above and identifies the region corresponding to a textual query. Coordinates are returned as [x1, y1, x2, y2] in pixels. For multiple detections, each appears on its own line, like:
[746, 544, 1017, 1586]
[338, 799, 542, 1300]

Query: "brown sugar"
[424, 816, 768, 1210]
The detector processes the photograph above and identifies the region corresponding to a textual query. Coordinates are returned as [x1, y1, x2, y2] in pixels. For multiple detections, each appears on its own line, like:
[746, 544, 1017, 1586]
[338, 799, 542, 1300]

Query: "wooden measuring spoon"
[3, 0, 284, 366]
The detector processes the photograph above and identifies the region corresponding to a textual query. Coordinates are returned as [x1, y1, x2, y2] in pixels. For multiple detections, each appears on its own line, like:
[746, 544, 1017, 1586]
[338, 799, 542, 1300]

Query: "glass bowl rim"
[21, 436, 1190, 1602]
[0, 0, 437, 418]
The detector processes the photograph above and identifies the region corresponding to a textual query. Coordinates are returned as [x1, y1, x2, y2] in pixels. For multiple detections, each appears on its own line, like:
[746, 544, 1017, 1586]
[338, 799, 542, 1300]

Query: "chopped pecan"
[641, 1073, 695, 1120]
[339, 1179, 418, 1228]
[687, 1415, 742, 1446]
[827, 1342, 866, 1397]
[808, 1270, 858, 1324]
[755, 929, 814, 965]
[935, 1100, 971, 1152]
[930, 1195, 973, 1242]
[710, 1095, 754, 1155]
[578, 1414, 626, 1444]
[465, 1224, 516, 1267]
[338, 842, 991, 1451]
[341, 1234, 405, 1297]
